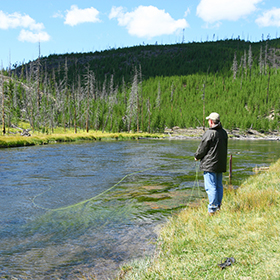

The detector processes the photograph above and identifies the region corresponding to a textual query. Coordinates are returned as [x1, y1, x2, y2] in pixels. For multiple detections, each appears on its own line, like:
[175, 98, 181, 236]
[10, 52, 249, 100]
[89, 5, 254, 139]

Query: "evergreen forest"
[1, 38, 280, 135]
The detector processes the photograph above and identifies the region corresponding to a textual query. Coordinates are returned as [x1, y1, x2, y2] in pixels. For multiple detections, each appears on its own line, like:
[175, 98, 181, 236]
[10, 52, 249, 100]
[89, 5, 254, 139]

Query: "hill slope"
[1, 38, 279, 134]
[12, 38, 280, 87]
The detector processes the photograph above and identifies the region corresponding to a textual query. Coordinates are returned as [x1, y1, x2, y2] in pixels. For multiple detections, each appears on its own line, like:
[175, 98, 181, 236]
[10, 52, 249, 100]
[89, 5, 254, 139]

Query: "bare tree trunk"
[1, 70, 5, 135]
[264, 42, 268, 75]
[232, 52, 238, 80]
[103, 76, 116, 133]
[136, 76, 140, 132]
[248, 45, 253, 82]
[259, 46, 263, 75]
[7, 80, 15, 135]
[202, 66, 210, 131]
[64, 57, 68, 132]
[51, 69, 56, 134]
[243, 50, 247, 79]
[127, 67, 138, 131]
[84, 68, 95, 133]
[202, 84, 205, 131]
[73, 86, 77, 134]
[43, 64, 48, 133]
[86, 73, 90, 133]
[138, 65, 143, 132]
[102, 108, 110, 133]
[94, 103, 99, 132]
[77, 75, 82, 130]
[36, 42, 41, 120]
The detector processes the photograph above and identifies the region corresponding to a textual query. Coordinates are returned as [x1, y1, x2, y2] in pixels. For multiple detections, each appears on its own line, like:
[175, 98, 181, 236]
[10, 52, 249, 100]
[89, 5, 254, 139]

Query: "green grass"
[0, 127, 164, 148]
[119, 159, 280, 280]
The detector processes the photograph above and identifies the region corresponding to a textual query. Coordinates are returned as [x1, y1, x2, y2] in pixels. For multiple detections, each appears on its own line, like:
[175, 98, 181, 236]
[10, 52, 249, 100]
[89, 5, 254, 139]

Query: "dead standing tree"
[63, 57, 68, 131]
[138, 65, 144, 132]
[102, 75, 117, 133]
[1, 65, 5, 135]
[147, 97, 151, 133]
[22, 61, 37, 132]
[36, 42, 41, 118]
[126, 67, 138, 132]
[248, 45, 253, 82]
[232, 51, 238, 80]
[84, 67, 95, 133]
[72, 74, 81, 134]
[202, 66, 210, 131]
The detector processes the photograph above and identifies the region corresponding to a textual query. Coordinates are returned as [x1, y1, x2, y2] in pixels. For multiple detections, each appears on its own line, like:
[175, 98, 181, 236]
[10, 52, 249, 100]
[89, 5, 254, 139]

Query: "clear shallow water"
[0, 139, 279, 279]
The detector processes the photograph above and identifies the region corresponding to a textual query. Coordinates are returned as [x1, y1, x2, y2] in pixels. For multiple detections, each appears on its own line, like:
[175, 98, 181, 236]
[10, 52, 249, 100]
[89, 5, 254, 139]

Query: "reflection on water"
[0, 139, 279, 279]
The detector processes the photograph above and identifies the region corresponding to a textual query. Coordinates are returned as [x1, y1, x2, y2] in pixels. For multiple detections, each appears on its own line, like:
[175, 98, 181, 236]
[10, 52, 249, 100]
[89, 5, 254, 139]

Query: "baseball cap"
[206, 112, 220, 121]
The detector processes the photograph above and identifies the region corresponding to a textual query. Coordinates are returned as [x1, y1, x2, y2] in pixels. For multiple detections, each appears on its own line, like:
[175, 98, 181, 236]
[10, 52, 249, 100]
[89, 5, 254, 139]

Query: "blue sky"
[1, 0, 280, 69]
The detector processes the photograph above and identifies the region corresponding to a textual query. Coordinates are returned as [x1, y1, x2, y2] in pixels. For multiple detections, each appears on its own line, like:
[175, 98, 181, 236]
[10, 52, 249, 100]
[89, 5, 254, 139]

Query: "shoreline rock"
[164, 127, 280, 141]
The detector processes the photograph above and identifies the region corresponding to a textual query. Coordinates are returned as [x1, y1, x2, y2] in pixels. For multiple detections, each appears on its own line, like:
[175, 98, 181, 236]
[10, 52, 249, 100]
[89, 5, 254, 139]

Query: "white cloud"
[109, 5, 189, 38]
[109, 6, 125, 20]
[184, 8, 191, 18]
[196, 0, 262, 23]
[18, 30, 50, 43]
[64, 5, 100, 26]
[0, 10, 44, 30]
[256, 7, 280, 27]
[0, 10, 50, 43]
[52, 11, 64, 19]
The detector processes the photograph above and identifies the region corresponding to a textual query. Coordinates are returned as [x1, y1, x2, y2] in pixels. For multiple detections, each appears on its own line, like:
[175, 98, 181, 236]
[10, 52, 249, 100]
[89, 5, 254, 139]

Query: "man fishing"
[194, 112, 228, 215]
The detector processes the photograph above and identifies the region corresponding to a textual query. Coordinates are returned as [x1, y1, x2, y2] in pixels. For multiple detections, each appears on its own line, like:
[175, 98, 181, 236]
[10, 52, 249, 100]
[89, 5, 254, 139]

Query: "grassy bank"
[120, 159, 280, 279]
[0, 130, 164, 148]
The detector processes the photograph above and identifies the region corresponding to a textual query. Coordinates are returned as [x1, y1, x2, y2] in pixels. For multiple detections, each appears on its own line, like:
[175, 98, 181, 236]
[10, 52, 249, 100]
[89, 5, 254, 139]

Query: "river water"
[0, 139, 279, 279]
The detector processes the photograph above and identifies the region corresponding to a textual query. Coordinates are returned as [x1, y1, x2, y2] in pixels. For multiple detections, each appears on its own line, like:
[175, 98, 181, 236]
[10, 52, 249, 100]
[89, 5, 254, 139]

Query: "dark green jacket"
[194, 123, 228, 173]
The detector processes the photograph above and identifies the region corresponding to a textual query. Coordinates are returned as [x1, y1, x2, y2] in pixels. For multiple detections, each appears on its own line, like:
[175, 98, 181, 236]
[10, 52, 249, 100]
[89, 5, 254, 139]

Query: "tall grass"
[0, 130, 163, 148]
[119, 159, 280, 279]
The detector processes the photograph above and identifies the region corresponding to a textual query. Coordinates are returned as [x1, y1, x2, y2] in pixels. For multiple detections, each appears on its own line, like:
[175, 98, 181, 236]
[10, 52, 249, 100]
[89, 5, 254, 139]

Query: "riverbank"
[165, 127, 280, 141]
[1, 127, 279, 148]
[0, 131, 163, 148]
[119, 158, 280, 279]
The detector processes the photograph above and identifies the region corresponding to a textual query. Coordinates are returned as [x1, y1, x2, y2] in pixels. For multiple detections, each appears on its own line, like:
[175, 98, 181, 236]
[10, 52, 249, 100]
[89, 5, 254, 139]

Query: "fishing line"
[188, 161, 204, 201]
[32, 156, 202, 212]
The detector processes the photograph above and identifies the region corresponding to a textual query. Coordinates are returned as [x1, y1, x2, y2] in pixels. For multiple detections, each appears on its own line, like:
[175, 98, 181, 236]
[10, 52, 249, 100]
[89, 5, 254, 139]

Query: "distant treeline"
[1, 38, 280, 134]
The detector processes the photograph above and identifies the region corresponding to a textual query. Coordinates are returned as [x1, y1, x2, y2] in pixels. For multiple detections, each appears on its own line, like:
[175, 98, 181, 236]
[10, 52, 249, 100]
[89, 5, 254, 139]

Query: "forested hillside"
[10, 38, 280, 86]
[1, 38, 280, 135]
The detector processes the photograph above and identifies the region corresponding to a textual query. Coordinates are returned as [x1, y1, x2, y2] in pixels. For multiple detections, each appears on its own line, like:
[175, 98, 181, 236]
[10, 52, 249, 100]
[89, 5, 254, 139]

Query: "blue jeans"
[203, 172, 223, 213]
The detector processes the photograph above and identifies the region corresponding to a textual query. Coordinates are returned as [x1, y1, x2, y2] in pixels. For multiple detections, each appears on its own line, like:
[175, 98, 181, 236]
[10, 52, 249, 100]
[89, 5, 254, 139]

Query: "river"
[0, 139, 279, 279]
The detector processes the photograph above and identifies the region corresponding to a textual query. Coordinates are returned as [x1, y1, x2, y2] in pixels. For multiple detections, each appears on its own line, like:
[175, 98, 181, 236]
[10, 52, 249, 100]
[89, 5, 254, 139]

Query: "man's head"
[206, 112, 220, 127]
